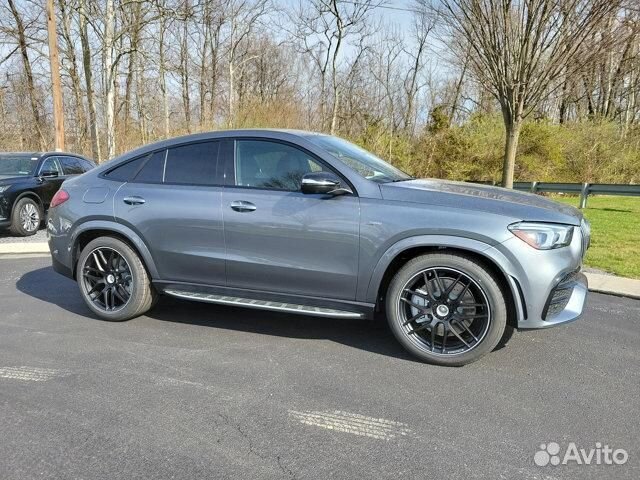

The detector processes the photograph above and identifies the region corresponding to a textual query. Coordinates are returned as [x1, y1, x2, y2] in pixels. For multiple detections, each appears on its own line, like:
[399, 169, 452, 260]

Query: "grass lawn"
[552, 195, 640, 279]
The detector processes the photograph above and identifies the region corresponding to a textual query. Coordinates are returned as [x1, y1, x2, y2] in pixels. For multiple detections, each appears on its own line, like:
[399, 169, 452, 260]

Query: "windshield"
[308, 135, 412, 184]
[0, 154, 38, 177]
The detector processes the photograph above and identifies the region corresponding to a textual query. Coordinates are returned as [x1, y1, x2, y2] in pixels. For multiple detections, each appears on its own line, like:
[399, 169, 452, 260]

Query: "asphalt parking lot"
[1, 256, 638, 479]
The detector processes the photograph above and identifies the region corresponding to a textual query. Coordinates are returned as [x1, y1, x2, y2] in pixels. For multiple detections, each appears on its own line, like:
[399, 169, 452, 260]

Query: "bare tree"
[439, 0, 622, 187]
[290, 0, 381, 133]
[78, 0, 101, 161]
[7, 0, 45, 149]
[403, 0, 435, 133]
[46, 0, 65, 150]
[226, 0, 269, 128]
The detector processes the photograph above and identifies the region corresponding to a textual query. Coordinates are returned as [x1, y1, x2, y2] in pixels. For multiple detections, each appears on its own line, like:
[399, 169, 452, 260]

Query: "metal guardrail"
[470, 181, 640, 208]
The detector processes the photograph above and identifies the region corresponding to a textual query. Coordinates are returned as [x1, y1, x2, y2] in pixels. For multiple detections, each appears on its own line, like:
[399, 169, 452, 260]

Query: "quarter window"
[235, 140, 329, 191]
[164, 141, 219, 185]
[134, 151, 165, 183]
[105, 156, 147, 181]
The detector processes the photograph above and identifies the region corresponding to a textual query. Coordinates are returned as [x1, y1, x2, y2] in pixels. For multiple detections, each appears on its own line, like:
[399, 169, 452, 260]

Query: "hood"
[0, 175, 26, 182]
[380, 179, 583, 225]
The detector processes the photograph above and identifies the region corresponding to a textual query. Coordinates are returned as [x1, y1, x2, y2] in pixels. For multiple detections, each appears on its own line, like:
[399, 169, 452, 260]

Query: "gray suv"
[47, 130, 590, 365]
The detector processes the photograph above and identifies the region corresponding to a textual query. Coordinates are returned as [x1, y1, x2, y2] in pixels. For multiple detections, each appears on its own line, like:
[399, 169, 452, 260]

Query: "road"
[1, 256, 638, 479]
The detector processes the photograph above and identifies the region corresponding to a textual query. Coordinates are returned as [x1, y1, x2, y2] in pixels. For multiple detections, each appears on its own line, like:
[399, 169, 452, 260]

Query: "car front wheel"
[386, 253, 507, 366]
[76, 236, 157, 321]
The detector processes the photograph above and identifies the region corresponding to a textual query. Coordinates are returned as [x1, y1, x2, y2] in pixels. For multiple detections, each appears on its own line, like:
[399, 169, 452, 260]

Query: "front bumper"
[519, 270, 588, 329]
[491, 223, 589, 330]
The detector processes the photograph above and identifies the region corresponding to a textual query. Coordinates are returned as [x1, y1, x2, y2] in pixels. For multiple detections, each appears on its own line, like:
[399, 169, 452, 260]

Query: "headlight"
[0, 185, 10, 193]
[508, 222, 574, 250]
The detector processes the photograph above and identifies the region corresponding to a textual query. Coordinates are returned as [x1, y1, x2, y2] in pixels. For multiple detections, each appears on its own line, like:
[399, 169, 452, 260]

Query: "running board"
[164, 289, 365, 319]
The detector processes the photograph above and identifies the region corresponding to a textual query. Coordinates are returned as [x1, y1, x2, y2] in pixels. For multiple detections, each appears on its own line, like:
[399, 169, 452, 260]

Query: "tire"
[76, 236, 157, 321]
[386, 253, 507, 366]
[10, 197, 41, 236]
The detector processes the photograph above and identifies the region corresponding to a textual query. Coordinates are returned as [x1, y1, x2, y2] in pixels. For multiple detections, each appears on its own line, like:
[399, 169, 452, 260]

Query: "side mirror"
[301, 172, 352, 196]
[40, 170, 59, 179]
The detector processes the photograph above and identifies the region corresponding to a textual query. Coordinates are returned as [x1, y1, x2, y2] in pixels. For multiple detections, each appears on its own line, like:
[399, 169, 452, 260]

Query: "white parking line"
[289, 410, 412, 440]
[0, 366, 68, 382]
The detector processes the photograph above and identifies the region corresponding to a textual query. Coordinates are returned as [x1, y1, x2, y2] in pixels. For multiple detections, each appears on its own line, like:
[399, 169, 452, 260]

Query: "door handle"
[230, 200, 256, 212]
[123, 196, 146, 205]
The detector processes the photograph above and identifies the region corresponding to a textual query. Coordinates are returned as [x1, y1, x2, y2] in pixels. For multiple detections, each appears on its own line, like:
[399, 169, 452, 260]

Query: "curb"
[0, 242, 638, 300]
[584, 272, 640, 300]
[0, 242, 49, 255]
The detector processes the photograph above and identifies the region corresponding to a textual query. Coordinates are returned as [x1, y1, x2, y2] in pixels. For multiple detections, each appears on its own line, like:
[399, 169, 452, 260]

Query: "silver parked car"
[47, 130, 590, 365]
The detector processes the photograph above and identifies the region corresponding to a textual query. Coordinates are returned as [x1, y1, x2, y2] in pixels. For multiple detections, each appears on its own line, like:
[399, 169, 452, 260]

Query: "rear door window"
[78, 158, 95, 172]
[164, 141, 219, 186]
[59, 156, 84, 175]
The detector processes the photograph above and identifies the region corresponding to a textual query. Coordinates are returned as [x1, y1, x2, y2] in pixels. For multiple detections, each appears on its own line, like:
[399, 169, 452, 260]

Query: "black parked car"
[0, 152, 95, 236]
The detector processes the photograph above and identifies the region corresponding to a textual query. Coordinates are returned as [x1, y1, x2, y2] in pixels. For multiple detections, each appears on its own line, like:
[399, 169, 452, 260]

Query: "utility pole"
[46, 0, 65, 151]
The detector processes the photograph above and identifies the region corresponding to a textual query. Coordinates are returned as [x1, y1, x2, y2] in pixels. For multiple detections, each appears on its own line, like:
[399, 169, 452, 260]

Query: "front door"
[222, 139, 360, 301]
[114, 141, 225, 286]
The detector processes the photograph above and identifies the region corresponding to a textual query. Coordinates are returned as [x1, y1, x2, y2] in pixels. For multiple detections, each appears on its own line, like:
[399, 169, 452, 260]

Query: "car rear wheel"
[76, 236, 157, 321]
[10, 197, 41, 236]
[386, 253, 507, 366]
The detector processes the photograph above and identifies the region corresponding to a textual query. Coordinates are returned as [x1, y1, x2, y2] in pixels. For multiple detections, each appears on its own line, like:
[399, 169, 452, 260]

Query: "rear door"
[37, 156, 65, 207]
[113, 140, 226, 285]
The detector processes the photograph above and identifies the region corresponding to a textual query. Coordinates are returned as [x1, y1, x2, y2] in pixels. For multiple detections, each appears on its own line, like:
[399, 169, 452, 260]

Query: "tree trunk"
[78, 0, 101, 161]
[158, 15, 170, 137]
[59, 0, 85, 149]
[330, 33, 343, 135]
[46, 0, 65, 151]
[449, 53, 469, 127]
[8, 0, 45, 150]
[180, 7, 191, 133]
[103, 0, 116, 159]
[501, 117, 522, 189]
[228, 55, 235, 128]
[123, 0, 142, 130]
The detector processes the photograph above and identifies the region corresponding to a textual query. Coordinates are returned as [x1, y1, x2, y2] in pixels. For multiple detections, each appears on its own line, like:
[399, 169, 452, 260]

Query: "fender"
[362, 234, 526, 322]
[13, 191, 44, 213]
[70, 219, 159, 279]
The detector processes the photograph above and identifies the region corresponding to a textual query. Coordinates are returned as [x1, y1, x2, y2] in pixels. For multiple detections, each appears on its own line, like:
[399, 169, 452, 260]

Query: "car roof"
[104, 129, 328, 166]
[0, 151, 91, 160]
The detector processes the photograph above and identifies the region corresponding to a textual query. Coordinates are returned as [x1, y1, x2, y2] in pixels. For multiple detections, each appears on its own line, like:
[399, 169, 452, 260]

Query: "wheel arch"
[367, 236, 526, 327]
[70, 221, 159, 280]
[12, 191, 44, 217]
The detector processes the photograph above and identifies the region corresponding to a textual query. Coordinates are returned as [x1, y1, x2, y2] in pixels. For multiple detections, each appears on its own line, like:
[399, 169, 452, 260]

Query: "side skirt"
[153, 281, 375, 320]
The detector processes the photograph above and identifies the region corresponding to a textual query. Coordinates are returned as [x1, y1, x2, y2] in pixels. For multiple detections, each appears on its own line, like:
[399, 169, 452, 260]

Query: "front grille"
[580, 218, 591, 258]
[543, 271, 578, 320]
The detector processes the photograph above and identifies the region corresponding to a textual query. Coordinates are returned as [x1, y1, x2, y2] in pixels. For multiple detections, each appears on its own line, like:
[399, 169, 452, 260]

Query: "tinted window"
[39, 157, 62, 176]
[104, 156, 147, 181]
[308, 135, 411, 183]
[59, 156, 83, 175]
[79, 159, 95, 172]
[164, 142, 218, 185]
[235, 140, 329, 191]
[0, 154, 39, 176]
[134, 150, 165, 183]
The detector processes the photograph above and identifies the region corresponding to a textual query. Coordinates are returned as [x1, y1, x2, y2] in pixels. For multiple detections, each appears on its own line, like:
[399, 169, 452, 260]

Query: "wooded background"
[1, 0, 639, 184]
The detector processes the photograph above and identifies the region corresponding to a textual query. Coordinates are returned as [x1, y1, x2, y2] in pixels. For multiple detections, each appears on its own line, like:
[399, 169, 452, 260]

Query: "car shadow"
[17, 266, 417, 363]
